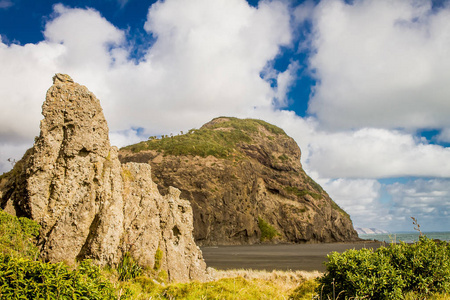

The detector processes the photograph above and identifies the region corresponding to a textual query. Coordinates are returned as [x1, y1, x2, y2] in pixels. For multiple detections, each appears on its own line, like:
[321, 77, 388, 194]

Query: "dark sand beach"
[201, 242, 383, 272]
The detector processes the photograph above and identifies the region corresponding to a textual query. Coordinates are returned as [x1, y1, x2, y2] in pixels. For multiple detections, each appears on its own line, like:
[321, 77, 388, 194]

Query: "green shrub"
[380, 236, 450, 295]
[117, 252, 142, 281]
[318, 248, 404, 299]
[318, 236, 450, 299]
[0, 210, 40, 259]
[258, 217, 280, 242]
[0, 255, 123, 299]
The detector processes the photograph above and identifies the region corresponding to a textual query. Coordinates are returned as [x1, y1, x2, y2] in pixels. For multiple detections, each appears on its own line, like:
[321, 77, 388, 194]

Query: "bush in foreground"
[0, 255, 125, 299]
[317, 236, 450, 299]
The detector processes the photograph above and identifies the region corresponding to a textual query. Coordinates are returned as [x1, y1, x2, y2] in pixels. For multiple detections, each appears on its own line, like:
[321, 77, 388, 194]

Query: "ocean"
[358, 232, 450, 243]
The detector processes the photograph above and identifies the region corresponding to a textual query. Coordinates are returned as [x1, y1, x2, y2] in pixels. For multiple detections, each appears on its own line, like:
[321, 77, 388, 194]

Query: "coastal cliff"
[119, 117, 359, 246]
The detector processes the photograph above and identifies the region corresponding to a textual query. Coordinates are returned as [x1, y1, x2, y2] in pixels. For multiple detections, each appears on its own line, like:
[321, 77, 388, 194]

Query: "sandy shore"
[201, 241, 383, 272]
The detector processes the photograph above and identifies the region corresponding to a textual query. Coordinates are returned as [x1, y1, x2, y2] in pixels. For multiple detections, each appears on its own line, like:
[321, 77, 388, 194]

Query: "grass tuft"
[258, 217, 280, 242]
[0, 210, 40, 260]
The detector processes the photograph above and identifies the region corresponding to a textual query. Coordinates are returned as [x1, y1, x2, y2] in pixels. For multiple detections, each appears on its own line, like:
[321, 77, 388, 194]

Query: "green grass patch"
[121, 117, 287, 159]
[306, 175, 324, 193]
[258, 217, 280, 242]
[124, 126, 250, 158]
[163, 277, 285, 300]
[117, 252, 142, 281]
[207, 117, 286, 136]
[278, 154, 289, 162]
[121, 276, 291, 300]
[289, 279, 319, 299]
[0, 210, 40, 260]
[284, 186, 322, 200]
[331, 201, 351, 220]
[153, 247, 163, 271]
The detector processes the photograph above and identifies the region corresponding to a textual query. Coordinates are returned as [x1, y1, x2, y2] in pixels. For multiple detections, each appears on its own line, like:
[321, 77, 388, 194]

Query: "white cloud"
[318, 178, 394, 229]
[306, 127, 450, 178]
[103, 0, 292, 134]
[318, 178, 450, 232]
[0, 0, 13, 9]
[0, 0, 293, 171]
[109, 128, 146, 149]
[437, 128, 450, 143]
[44, 4, 126, 70]
[386, 179, 450, 231]
[249, 111, 450, 179]
[0, 41, 65, 143]
[0, 142, 33, 175]
[308, 0, 450, 131]
[293, 0, 315, 25]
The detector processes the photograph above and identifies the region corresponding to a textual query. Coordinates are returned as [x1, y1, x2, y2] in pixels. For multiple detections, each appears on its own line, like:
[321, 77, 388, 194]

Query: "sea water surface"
[359, 232, 450, 243]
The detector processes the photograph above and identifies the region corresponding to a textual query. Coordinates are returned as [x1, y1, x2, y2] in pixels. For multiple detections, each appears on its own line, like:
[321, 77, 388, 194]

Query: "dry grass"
[213, 269, 322, 295]
[116, 268, 322, 299]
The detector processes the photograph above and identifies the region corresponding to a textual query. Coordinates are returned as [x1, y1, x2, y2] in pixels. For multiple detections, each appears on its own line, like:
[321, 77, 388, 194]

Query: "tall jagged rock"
[120, 117, 359, 246]
[0, 74, 207, 282]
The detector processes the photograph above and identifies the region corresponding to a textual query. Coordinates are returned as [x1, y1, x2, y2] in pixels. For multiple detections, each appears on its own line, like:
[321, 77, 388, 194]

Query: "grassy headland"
[121, 117, 286, 159]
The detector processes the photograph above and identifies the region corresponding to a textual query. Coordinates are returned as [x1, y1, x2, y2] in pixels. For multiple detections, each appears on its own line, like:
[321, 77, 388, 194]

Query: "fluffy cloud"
[44, 4, 126, 69]
[318, 177, 450, 232]
[0, 0, 292, 171]
[308, 0, 450, 131]
[437, 128, 450, 143]
[0, 0, 13, 9]
[306, 127, 450, 178]
[318, 178, 393, 229]
[250, 112, 450, 179]
[386, 179, 450, 231]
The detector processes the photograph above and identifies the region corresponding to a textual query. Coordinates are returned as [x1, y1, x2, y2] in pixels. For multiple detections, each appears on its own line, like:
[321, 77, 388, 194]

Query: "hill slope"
[119, 117, 359, 246]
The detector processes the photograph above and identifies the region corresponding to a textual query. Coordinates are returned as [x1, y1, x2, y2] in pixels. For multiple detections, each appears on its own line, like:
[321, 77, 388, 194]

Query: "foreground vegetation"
[1, 209, 450, 299]
[317, 235, 450, 300]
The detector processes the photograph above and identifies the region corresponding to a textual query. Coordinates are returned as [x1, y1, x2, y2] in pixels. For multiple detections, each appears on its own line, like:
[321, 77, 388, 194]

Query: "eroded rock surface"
[0, 74, 207, 282]
[120, 117, 360, 246]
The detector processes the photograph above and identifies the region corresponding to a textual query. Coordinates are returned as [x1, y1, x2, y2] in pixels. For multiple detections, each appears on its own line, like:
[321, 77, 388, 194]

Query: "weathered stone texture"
[0, 74, 207, 282]
[119, 117, 360, 246]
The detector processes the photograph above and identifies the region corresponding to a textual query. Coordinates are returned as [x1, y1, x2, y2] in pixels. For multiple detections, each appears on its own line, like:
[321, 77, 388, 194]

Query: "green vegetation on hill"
[284, 186, 322, 200]
[121, 117, 286, 158]
[206, 117, 286, 136]
[258, 217, 280, 242]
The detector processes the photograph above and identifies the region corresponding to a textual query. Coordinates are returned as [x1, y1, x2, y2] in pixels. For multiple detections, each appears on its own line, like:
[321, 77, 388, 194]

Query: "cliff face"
[0, 74, 207, 282]
[119, 117, 359, 246]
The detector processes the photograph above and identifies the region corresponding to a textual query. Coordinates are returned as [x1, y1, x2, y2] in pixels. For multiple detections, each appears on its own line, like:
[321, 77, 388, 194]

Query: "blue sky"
[1, 0, 450, 232]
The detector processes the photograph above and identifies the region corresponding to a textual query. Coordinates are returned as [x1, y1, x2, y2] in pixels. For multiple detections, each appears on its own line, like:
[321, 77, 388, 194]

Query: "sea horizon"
[359, 231, 450, 243]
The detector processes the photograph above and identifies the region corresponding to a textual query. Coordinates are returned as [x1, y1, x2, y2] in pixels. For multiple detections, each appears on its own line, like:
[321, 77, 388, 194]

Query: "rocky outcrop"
[119, 117, 360, 246]
[0, 74, 207, 282]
